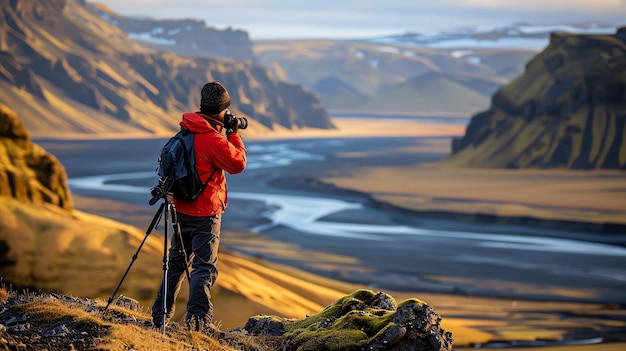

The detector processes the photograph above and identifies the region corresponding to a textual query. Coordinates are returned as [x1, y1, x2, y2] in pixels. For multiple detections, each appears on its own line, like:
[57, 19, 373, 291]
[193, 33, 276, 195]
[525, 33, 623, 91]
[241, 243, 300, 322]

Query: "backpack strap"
[199, 167, 220, 193]
[189, 127, 222, 198]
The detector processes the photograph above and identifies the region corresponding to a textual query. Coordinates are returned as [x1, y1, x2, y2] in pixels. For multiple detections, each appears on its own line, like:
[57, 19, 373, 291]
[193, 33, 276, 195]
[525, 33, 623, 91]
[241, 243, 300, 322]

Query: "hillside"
[445, 28, 626, 169]
[0, 0, 334, 138]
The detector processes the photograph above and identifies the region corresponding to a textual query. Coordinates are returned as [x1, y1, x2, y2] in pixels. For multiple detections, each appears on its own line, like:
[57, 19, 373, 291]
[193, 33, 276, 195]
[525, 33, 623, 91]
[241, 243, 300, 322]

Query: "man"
[151, 81, 246, 336]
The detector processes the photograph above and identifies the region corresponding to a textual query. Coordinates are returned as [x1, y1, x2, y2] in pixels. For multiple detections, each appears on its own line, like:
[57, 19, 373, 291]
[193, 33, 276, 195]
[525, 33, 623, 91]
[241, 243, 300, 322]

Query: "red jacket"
[174, 112, 246, 217]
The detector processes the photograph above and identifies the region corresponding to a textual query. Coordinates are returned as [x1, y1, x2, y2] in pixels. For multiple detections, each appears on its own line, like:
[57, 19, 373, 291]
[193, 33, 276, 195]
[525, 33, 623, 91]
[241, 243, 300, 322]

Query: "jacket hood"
[180, 112, 223, 133]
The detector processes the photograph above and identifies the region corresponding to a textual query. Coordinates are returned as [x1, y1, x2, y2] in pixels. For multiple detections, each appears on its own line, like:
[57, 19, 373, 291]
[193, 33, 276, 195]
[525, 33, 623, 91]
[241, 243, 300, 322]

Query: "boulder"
[244, 289, 453, 351]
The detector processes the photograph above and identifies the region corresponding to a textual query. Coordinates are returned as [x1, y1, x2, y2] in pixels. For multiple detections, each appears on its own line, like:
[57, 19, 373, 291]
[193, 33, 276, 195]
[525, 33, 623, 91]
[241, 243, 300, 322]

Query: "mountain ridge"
[86, 1, 256, 61]
[0, 0, 334, 137]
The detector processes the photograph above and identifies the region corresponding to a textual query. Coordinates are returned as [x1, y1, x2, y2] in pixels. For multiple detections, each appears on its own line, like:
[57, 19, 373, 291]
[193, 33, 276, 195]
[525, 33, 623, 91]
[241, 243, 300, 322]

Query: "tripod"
[104, 193, 190, 335]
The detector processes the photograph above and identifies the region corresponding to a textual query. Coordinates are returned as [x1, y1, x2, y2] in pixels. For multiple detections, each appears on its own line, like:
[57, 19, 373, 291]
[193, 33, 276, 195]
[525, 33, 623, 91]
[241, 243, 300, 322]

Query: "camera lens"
[237, 117, 248, 130]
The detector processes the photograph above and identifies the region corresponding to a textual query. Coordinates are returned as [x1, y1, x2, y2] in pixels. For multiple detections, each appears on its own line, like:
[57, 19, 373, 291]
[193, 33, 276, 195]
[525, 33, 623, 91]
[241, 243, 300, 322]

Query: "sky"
[91, 0, 626, 39]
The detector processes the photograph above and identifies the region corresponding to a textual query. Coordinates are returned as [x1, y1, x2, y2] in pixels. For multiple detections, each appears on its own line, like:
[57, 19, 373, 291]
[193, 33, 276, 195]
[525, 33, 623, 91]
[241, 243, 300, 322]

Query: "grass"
[0, 286, 238, 351]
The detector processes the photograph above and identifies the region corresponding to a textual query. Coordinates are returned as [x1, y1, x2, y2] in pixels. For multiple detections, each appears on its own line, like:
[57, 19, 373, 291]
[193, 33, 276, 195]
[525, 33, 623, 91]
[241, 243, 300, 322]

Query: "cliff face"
[87, 2, 256, 62]
[0, 104, 72, 210]
[447, 28, 626, 169]
[0, 0, 333, 136]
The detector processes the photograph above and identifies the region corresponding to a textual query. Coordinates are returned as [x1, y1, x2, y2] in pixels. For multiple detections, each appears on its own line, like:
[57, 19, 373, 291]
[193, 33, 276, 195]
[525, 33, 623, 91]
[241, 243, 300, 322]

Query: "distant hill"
[254, 39, 536, 115]
[312, 76, 368, 109]
[253, 23, 617, 117]
[358, 72, 504, 115]
[445, 28, 626, 169]
[0, 0, 334, 137]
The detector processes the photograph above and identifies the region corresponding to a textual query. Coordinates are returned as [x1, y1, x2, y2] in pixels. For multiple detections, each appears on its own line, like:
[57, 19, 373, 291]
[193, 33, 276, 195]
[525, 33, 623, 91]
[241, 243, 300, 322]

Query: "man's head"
[200, 81, 231, 117]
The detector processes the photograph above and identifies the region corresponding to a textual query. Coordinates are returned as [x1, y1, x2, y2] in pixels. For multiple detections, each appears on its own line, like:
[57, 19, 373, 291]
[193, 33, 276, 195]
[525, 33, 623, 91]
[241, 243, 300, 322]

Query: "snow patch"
[376, 46, 401, 54]
[167, 28, 181, 36]
[128, 32, 176, 45]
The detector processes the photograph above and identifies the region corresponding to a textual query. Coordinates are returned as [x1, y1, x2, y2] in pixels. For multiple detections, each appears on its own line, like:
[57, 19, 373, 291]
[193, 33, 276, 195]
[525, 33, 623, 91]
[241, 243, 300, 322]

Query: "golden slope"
[0, 197, 349, 327]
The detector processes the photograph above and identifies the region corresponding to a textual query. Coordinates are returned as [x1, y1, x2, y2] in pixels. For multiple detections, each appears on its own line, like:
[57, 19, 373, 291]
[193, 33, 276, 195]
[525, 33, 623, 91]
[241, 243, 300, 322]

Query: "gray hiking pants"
[151, 212, 221, 325]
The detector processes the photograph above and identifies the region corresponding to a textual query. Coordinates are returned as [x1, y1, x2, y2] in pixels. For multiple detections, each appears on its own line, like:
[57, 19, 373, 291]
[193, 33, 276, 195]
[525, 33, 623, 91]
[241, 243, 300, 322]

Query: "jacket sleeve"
[204, 133, 247, 174]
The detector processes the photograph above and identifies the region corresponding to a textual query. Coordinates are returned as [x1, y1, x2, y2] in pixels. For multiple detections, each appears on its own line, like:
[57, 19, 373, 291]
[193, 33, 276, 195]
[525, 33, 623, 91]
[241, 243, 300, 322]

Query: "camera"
[149, 177, 172, 205]
[224, 110, 248, 131]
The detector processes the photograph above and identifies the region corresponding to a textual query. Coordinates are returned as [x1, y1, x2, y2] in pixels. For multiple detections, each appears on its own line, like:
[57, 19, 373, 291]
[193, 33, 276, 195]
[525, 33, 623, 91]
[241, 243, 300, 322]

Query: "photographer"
[151, 81, 247, 336]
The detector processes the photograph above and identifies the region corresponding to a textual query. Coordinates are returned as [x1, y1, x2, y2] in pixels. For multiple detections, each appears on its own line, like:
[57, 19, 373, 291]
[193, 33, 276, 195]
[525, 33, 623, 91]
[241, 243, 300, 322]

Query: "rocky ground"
[0, 288, 453, 351]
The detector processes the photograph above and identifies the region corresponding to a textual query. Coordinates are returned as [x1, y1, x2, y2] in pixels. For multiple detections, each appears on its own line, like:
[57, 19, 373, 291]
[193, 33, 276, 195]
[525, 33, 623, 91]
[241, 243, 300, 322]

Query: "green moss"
[598, 110, 617, 166]
[284, 289, 378, 332]
[293, 328, 368, 351]
[397, 298, 427, 308]
[589, 107, 606, 164]
[278, 290, 410, 350]
[287, 311, 400, 351]
[333, 309, 394, 336]
[245, 290, 453, 350]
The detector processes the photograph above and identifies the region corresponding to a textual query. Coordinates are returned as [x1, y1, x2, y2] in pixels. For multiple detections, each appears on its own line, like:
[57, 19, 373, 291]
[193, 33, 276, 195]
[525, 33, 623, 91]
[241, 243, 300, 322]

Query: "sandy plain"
[259, 118, 626, 228]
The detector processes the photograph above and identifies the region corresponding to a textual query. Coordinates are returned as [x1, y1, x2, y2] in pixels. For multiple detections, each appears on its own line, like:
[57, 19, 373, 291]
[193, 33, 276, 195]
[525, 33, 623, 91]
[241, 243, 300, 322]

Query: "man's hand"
[226, 121, 238, 135]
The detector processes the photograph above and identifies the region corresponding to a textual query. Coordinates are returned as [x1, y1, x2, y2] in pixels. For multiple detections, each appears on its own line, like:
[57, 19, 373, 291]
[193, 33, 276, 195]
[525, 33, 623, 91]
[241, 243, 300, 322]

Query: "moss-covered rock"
[446, 28, 626, 169]
[243, 289, 453, 351]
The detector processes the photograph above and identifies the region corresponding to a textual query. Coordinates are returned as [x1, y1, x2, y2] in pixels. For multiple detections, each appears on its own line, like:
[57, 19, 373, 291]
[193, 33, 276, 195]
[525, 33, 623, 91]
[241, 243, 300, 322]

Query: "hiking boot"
[186, 315, 222, 338]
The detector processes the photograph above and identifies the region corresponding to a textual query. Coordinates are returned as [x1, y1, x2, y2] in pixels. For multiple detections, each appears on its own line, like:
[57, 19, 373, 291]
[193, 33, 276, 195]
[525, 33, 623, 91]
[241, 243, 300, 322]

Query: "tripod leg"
[160, 200, 171, 335]
[170, 203, 192, 281]
[105, 202, 165, 312]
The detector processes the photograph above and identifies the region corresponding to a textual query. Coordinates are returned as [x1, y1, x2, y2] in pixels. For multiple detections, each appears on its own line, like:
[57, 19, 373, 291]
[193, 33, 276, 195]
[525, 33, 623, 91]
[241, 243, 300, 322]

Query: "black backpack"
[156, 128, 217, 201]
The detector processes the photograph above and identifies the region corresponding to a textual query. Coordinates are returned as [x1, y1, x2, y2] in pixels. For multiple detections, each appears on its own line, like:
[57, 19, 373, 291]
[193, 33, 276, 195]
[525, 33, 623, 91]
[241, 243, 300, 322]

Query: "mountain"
[358, 72, 505, 115]
[253, 39, 535, 115]
[445, 28, 626, 169]
[0, 0, 333, 138]
[311, 76, 368, 109]
[253, 22, 619, 116]
[86, 2, 256, 61]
